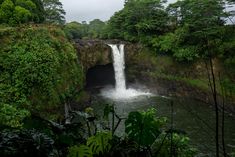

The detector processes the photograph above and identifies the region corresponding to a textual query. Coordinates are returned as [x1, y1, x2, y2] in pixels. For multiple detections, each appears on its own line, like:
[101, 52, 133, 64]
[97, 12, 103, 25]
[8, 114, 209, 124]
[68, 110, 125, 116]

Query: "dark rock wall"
[75, 39, 141, 72]
[75, 39, 112, 72]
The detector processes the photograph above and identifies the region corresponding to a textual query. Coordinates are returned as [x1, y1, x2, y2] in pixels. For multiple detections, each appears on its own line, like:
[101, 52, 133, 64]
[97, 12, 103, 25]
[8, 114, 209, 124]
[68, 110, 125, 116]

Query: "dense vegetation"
[64, 0, 235, 94]
[0, 0, 65, 25]
[0, 25, 84, 124]
[66, 0, 235, 63]
[64, 19, 106, 39]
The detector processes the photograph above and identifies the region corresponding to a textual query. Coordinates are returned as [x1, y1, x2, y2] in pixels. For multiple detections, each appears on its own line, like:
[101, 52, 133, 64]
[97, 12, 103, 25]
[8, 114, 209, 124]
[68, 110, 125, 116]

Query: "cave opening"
[86, 63, 115, 89]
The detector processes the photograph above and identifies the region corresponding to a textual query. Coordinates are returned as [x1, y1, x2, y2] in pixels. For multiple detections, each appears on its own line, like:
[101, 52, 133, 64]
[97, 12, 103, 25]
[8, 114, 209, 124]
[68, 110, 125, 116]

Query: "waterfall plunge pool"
[88, 44, 235, 156]
[90, 94, 235, 157]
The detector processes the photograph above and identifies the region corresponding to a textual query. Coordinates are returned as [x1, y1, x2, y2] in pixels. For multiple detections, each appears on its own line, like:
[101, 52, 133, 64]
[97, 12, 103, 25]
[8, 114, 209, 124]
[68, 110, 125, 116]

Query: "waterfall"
[101, 44, 151, 100]
[108, 44, 126, 91]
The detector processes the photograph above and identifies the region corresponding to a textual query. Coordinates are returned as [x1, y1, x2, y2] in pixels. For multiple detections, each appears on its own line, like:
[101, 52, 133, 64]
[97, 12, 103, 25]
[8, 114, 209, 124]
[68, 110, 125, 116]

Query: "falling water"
[109, 44, 126, 92]
[101, 44, 152, 100]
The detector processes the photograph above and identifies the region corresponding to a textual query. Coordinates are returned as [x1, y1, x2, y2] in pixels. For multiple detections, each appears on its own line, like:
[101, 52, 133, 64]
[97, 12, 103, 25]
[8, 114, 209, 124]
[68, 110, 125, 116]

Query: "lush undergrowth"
[0, 25, 84, 123]
[0, 105, 197, 157]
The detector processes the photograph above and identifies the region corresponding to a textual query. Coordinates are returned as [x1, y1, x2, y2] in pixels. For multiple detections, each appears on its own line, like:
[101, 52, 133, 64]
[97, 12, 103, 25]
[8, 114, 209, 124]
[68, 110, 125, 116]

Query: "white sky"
[60, 0, 177, 23]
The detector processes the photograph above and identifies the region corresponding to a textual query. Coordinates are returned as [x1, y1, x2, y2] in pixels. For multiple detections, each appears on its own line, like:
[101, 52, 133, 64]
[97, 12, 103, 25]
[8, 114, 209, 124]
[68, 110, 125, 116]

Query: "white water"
[110, 44, 126, 91]
[101, 44, 152, 100]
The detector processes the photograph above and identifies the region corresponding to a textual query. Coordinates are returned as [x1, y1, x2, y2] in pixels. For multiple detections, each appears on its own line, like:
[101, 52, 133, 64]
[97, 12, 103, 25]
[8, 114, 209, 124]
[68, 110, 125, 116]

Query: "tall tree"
[167, 1, 226, 156]
[31, 0, 45, 23]
[88, 19, 106, 38]
[42, 0, 65, 25]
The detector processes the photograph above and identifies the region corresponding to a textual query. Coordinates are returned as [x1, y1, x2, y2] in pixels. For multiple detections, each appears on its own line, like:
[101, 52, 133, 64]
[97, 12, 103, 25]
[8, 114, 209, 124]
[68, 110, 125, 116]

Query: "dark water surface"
[91, 94, 235, 157]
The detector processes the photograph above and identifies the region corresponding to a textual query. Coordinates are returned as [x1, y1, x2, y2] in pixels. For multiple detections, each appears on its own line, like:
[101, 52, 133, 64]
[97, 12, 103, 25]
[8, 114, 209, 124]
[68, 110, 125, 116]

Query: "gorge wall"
[74, 39, 235, 112]
[75, 39, 141, 72]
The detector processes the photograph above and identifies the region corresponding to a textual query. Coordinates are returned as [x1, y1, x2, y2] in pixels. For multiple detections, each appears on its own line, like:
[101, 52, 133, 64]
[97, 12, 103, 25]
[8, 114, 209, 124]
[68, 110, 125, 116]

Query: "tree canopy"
[42, 0, 66, 25]
[0, 0, 66, 25]
[103, 0, 169, 42]
[0, 0, 45, 25]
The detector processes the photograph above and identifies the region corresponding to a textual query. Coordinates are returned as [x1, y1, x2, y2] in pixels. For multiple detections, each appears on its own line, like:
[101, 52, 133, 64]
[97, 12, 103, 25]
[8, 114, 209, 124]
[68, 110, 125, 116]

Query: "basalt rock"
[74, 39, 141, 72]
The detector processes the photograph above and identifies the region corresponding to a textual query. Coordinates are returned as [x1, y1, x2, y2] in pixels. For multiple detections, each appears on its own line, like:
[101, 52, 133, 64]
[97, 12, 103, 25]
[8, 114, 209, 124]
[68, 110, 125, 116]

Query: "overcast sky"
[60, 0, 177, 23]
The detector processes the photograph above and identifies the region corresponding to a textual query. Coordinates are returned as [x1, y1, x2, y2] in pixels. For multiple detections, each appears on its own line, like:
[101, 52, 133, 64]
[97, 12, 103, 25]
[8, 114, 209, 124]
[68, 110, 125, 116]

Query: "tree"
[0, 0, 45, 25]
[0, 0, 15, 24]
[42, 0, 65, 25]
[64, 21, 83, 39]
[88, 19, 106, 38]
[105, 0, 169, 42]
[13, 6, 32, 24]
[166, 1, 227, 156]
[30, 0, 45, 23]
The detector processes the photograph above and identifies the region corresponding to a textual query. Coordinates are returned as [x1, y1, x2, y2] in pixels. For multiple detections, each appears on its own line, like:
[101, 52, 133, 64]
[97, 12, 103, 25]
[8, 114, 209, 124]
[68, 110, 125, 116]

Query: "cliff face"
[74, 39, 142, 72]
[75, 39, 111, 72]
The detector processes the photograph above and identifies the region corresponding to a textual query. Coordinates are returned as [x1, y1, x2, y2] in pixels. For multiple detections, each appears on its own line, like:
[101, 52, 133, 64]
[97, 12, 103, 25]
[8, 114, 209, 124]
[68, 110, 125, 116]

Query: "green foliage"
[68, 145, 93, 157]
[66, 108, 196, 157]
[103, 0, 235, 64]
[15, 0, 36, 10]
[152, 133, 197, 157]
[125, 108, 166, 147]
[88, 19, 106, 38]
[0, 106, 197, 157]
[31, 0, 45, 22]
[0, 104, 30, 128]
[0, 0, 15, 24]
[64, 21, 84, 39]
[13, 6, 32, 23]
[104, 0, 168, 41]
[87, 131, 112, 155]
[68, 132, 112, 157]
[64, 19, 106, 40]
[0, 0, 45, 25]
[172, 47, 199, 62]
[42, 0, 66, 25]
[163, 0, 226, 61]
[0, 25, 84, 119]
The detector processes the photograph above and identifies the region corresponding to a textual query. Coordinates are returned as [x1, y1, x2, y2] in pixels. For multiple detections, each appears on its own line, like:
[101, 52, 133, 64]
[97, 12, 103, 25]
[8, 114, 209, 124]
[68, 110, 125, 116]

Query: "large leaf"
[67, 131, 112, 157]
[87, 131, 112, 155]
[125, 108, 165, 147]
